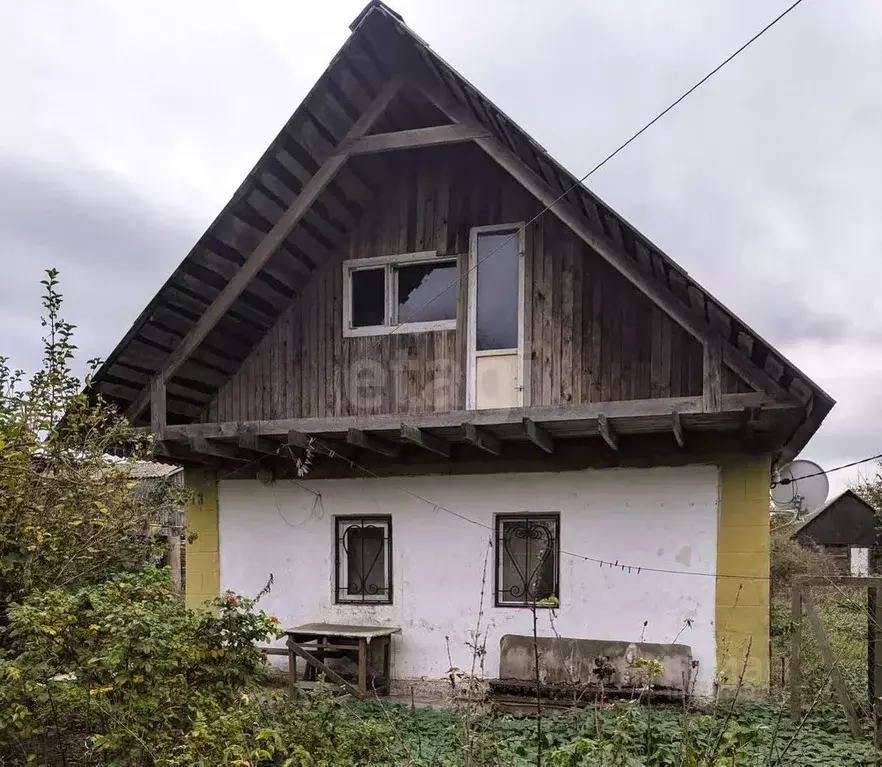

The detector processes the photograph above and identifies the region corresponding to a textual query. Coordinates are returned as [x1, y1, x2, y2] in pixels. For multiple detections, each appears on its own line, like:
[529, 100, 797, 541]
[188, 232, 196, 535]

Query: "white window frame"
[466, 224, 527, 409]
[342, 251, 459, 338]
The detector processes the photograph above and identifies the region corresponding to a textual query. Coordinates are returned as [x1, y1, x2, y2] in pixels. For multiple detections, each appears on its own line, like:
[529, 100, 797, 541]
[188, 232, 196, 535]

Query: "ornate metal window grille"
[335, 516, 392, 604]
[495, 514, 560, 607]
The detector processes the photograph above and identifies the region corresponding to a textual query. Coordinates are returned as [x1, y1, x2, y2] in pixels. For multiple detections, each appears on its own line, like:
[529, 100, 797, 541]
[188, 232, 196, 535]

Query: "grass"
[770, 590, 871, 718]
[356, 699, 877, 766]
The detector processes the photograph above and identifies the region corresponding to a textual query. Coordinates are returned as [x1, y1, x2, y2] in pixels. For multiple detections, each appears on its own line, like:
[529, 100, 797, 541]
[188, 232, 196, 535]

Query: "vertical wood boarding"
[202, 144, 706, 421]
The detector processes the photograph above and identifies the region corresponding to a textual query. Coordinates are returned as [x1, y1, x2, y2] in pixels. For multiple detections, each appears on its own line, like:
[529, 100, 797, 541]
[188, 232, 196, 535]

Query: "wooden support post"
[150, 377, 166, 438]
[523, 418, 553, 454]
[803, 591, 862, 737]
[870, 585, 882, 745]
[400, 423, 450, 457]
[462, 422, 501, 456]
[167, 532, 182, 592]
[790, 582, 802, 722]
[346, 428, 401, 458]
[597, 414, 618, 451]
[672, 411, 685, 449]
[703, 337, 723, 413]
[357, 638, 368, 695]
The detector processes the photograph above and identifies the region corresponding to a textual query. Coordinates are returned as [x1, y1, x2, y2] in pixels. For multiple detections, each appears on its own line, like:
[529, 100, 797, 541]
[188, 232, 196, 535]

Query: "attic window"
[343, 252, 457, 337]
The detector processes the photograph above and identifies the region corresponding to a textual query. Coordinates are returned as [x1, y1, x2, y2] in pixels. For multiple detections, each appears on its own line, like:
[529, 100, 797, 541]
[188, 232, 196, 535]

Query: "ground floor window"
[495, 514, 560, 607]
[335, 516, 392, 604]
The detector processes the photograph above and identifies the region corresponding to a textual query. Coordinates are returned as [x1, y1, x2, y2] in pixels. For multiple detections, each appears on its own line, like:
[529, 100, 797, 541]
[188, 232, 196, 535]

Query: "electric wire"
[354, 0, 810, 359]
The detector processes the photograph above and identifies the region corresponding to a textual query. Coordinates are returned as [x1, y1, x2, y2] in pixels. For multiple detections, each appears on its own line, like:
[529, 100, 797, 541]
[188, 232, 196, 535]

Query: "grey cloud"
[2, 0, 882, 493]
[0, 155, 196, 373]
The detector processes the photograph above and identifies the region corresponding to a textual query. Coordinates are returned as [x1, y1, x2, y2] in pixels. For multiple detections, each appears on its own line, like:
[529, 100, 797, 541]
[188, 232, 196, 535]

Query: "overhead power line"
[204, 0, 819, 585]
[356, 0, 810, 357]
[772, 452, 882, 487]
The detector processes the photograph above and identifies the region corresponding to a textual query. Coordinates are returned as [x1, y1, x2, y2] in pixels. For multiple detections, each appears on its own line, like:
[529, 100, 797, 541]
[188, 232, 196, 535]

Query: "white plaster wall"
[218, 465, 720, 694]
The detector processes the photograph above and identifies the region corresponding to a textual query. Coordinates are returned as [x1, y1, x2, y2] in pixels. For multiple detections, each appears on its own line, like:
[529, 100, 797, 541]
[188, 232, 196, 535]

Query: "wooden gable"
[204, 143, 728, 423]
[795, 490, 877, 549]
[91, 1, 832, 470]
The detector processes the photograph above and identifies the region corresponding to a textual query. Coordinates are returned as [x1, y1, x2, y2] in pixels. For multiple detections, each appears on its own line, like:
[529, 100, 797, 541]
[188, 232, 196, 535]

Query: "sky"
[1, 0, 881, 499]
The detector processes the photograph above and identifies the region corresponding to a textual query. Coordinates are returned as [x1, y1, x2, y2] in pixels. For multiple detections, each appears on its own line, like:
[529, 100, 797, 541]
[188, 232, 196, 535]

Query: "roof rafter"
[126, 76, 404, 422]
[412, 76, 796, 406]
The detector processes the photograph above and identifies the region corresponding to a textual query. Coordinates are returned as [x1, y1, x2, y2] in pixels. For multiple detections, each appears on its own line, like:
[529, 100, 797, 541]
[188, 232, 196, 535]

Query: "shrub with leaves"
[0, 568, 279, 761]
[0, 270, 178, 612]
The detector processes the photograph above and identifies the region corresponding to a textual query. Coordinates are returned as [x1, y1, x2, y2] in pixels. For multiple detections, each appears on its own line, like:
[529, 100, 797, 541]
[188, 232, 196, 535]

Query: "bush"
[770, 525, 839, 596]
[0, 568, 394, 765]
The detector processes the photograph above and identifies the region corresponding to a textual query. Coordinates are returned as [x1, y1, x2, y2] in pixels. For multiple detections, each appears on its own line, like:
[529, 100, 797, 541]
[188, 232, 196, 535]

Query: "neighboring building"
[794, 490, 877, 575]
[91, 2, 834, 697]
[128, 461, 186, 590]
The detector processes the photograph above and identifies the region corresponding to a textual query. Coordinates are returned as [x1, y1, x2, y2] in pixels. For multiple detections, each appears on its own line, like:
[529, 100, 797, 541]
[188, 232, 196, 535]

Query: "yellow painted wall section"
[716, 457, 771, 691]
[184, 469, 220, 609]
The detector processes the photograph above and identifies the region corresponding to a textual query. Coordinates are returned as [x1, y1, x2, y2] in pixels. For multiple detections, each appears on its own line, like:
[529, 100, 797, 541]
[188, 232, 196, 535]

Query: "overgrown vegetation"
[768, 520, 871, 712]
[359, 700, 876, 766]
[2, 272, 879, 765]
[0, 273, 395, 765]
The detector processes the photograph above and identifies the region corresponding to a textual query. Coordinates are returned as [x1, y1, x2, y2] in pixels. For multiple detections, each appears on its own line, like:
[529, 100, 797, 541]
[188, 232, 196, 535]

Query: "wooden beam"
[287, 430, 317, 451]
[413, 79, 796, 405]
[672, 411, 685, 449]
[400, 423, 450, 457]
[339, 123, 491, 155]
[462, 422, 501, 456]
[598, 414, 618, 451]
[150, 377, 166, 438]
[523, 418, 553, 454]
[162, 393, 792, 441]
[239, 428, 283, 456]
[790, 582, 802, 721]
[346, 428, 400, 459]
[743, 406, 761, 444]
[190, 436, 249, 463]
[153, 440, 210, 465]
[126, 77, 403, 421]
[703, 337, 723, 412]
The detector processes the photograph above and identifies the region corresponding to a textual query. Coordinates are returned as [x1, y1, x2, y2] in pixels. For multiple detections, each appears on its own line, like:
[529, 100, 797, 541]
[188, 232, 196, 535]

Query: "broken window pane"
[351, 268, 385, 328]
[476, 232, 519, 350]
[396, 261, 457, 324]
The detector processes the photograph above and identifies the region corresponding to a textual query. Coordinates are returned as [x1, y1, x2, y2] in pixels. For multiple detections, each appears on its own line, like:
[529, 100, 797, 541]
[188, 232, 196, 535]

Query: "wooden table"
[283, 623, 401, 698]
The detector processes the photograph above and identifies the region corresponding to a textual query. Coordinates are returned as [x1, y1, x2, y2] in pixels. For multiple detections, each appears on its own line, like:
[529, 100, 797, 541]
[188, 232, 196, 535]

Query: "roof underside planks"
[90, 0, 833, 463]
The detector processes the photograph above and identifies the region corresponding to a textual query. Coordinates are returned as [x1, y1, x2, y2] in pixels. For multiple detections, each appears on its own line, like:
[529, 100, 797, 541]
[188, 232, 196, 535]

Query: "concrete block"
[499, 634, 693, 691]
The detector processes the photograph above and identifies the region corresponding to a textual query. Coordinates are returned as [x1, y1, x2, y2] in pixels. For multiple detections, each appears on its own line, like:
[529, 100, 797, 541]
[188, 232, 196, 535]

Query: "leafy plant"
[0, 270, 178, 613]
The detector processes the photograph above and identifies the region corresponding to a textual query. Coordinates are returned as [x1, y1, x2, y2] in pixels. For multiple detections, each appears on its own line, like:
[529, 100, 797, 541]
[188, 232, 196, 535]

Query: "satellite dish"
[771, 459, 829, 515]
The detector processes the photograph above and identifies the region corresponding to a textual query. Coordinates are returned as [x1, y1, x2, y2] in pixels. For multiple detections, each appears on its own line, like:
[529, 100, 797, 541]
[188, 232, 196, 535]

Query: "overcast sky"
[2, 0, 880, 498]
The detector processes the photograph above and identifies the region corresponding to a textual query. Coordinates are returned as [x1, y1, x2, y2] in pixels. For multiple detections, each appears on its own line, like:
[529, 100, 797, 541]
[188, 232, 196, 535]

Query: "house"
[92, 1, 834, 698]
[127, 461, 186, 590]
[793, 490, 877, 575]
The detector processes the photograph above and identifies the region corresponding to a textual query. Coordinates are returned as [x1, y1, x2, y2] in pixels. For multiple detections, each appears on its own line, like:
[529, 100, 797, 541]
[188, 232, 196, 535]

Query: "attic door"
[467, 225, 526, 410]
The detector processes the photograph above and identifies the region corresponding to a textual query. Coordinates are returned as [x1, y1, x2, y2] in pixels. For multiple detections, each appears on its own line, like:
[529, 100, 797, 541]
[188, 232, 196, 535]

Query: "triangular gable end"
[90, 0, 833, 463]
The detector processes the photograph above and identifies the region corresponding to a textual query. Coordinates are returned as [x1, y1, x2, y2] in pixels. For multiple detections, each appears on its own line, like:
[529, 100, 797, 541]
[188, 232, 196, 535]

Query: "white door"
[467, 225, 525, 410]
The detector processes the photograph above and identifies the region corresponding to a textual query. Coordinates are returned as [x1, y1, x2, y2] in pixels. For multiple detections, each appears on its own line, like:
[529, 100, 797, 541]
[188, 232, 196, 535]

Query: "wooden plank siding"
[203, 144, 703, 421]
